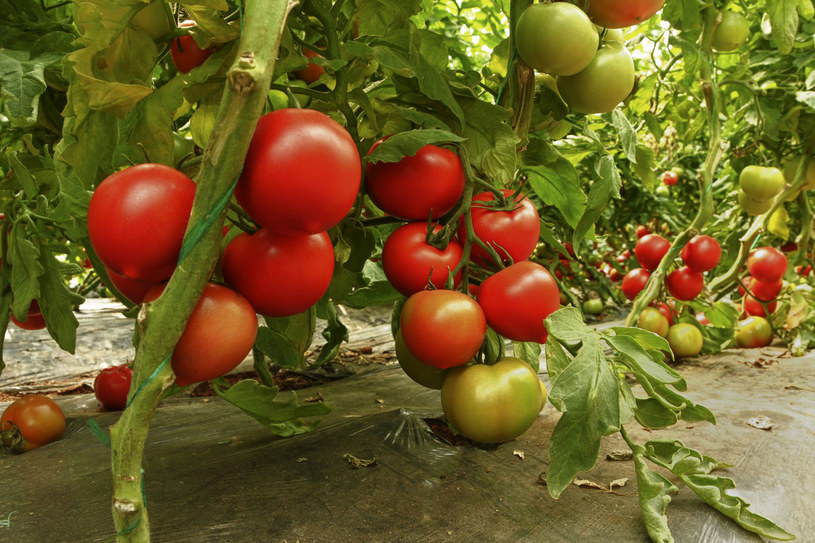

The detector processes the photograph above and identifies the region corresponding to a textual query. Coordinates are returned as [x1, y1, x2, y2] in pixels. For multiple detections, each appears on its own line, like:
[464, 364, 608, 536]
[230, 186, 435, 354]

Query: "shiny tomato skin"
[105, 266, 161, 305]
[747, 247, 788, 283]
[365, 141, 464, 221]
[145, 283, 258, 386]
[1, 395, 65, 453]
[666, 266, 705, 301]
[94, 364, 133, 411]
[441, 357, 543, 444]
[581, 0, 666, 28]
[660, 171, 678, 186]
[735, 316, 773, 348]
[635, 225, 650, 238]
[635, 234, 671, 271]
[557, 43, 635, 114]
[681, 235, 721, 273]
[477, 261, 560, 344]
[87, 163, 196, 282]
[170, 20, 213, 73]
[221, 229, 334, 317]
[739, 166, 785, 201]
[666, 323, 703, 358]
[741, 276, 782, 302]
[621, 268, 651, 300]
[236, 109, 361, 233]
[382, 222, 463, 296]
[711, 11, 750, 52]
[458, 190, 540, 268]
[400, 290, 486, 369]
[294, 47, 325, 84]
[394, 330, 449, 389]
[743, 295, 777, 318]
[651, 301, 674, 325]
[637, 307, 669, 337]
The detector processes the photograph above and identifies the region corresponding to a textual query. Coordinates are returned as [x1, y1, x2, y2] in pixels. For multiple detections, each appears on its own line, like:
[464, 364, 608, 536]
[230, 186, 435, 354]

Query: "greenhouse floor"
[1, 300, 814, 543]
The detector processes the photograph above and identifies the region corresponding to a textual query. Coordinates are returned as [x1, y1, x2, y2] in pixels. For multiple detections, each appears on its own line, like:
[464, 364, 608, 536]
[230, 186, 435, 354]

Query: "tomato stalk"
[501, 0, 535, 149]
[107, 2, 295, 541]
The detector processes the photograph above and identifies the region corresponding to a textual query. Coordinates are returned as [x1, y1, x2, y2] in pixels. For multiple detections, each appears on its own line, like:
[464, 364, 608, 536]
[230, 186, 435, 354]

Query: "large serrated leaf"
[544, 306, 589, 344]
[632, 444, 678, 543]
[606, 333, 684, 386]
[366, 129, 465, 164]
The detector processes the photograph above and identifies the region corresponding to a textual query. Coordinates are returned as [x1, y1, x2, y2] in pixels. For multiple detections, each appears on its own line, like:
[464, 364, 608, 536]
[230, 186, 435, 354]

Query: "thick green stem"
[108, 2, 295, 541]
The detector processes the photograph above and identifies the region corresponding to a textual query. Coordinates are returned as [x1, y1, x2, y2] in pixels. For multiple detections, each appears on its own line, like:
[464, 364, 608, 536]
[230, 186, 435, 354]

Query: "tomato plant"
[10, 300, 46, 330]
[557, 42, 635, 114]
[221, 228, 334, 318]
[747, 247, 788, 283]
[440, 357, 543, 443]
[666, 266, 705, 301]
[94, 364, 133, 411]
[170, 20, 214, 73]
[144, 283, 258, 386]
[365, 141, 465, 221]
[1, 395, 66, 453]
[382, 222, 463, 296]
[476, 261, 560, 343]
[735, 316, 773, 348]
[667, 323, 703, 358]
[515, 2, 598, 76]
[458, 190, 540, 268]
[579, 0, 665, 28]
[400, 290, 486, 369]
[681, 235, 721, 273]
[635, 233, 671, 271]
[621, 268, 651, 300]
[236, 109, 361, 233]
[87, 163, 196, 282]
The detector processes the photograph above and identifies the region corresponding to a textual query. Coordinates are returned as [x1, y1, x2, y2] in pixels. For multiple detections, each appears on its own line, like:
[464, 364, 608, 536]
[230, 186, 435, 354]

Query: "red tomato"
[660, 171, 678, 186]
[221, 228, 334, 317]
[743, 295, 777, 318]
[294, 47, 325, 84]
[400, 290, 486, 369]
[580, 0, 665, 28]
[681, 235, 721, 273]
[1, 395, 65, 453]
[740, 276, 782, 302]
[735, 316, 773, 348]
[795, 265, 812, 276]
[236, 109, 361, 234]
[621, 268, 651, 300]
[651, 301, 674, 325]
[476, 261, 560, 344]
[145, 283, 258, 386]
[634, 234, 671, 271]
[608, 268, 623, 282]
[170, 20, 213, 73]
[94, 364, 133, 410]
[458, 190, 540, 268]
[696, 312, 711, 325]
[635, 225, 650, 238]
[365, 141, 464, 221]
[666, 266, 704, 301]
[87, 163, 196, 282]
[747, 247, 788, 283]
[382, 222, 463, 296]
[10, 300, 46, 330]
[105, 266, 161, 304]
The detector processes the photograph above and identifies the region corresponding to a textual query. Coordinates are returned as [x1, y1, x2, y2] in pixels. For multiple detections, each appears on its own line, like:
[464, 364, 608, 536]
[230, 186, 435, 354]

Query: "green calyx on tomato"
[557, 43, 635, 115]
[441, 357, 543, 444]
[515, 2, 599, 76]
[1, 395, 66, 453]
[667, 323, 703, 358]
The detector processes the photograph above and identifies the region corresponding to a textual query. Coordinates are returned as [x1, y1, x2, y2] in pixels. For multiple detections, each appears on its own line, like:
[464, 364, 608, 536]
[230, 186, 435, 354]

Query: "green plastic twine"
[86, 418, 112, 448]
[126, 354, 172, 409]
[177, 175, 240, 265]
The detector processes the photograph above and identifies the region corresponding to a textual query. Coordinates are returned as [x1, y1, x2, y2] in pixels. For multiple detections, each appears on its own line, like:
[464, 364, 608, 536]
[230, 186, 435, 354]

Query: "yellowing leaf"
[768, 205, 790, 239]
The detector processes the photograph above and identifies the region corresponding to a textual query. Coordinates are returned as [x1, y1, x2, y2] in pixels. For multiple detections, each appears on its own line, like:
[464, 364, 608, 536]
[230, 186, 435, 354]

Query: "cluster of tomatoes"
[515, 1, 665, 115]
[737, 165, 786, 216]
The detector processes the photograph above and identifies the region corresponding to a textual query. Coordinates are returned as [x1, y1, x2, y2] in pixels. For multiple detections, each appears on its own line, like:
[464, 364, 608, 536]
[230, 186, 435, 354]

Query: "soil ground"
[1, 299, 814, 542]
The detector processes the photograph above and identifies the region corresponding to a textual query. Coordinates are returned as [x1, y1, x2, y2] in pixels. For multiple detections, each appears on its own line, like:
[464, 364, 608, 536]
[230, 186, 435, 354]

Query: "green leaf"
[632, 444, 678, 543]
[545, 339, 571, 383]
[8, 225, 44, 318]
[544, 307, 588, 344]
[547, 334, 621, 498]
[767, 0, 801, 54]
[356, 0, 423, 37]
[366, 129, 465, 164]
[634, 397, 678, 429]
[482, 328, 505, 365]
[213, 379, 330, 437]
[573, 155, 621, 246]
[608, 327, 672, 353]
[316, 297, 349, 365]
[606, 333, 684, 386]
[37, 247, 82, 353]
[524, 159, 587, 228]
[512, 341, 541, 372]
[644, 440, 731, 476]
[611, 109, 638, 163]
[0, 49, 47, 127]
[459, 97, 518, 186]
[256, 308, 316, 370]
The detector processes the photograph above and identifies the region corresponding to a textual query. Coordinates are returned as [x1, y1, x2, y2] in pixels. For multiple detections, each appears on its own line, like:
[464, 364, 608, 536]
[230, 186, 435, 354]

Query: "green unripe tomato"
[655, 185, 670, 196]
[737, 189, 773, 215]
[735, 316, 773, 348]
[441, 357, 543, 443]
[637, 307, 670, 338]
[129, 1, 171, 42]
[666, 323, 703, 358]
[582, 298, 604, 315]
[711, 11, 750, 52]
[537, 379, 548, 411]
[596, 26, 625, 45]
[783, 156, 815, 191]
[739, 165, 785, 201]
[394, 330, 449, 390]
[515, 3, 599, 76]
[557, 43, 635, 115]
